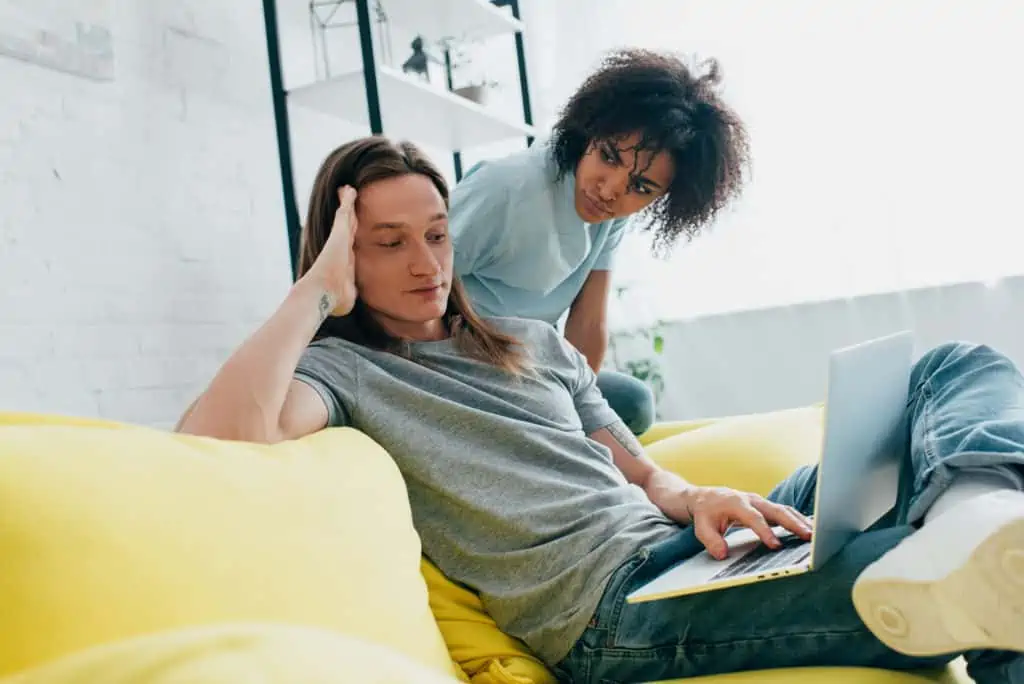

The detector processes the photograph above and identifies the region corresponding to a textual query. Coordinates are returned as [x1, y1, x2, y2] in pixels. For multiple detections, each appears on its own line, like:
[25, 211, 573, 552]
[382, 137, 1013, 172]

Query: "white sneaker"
[852, 489, 1024, 656]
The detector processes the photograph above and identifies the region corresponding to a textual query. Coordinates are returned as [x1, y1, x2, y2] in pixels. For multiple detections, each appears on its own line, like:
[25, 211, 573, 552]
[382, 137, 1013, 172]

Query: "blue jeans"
[556, 342, 1024, 684]
[597, 371, 655, 435]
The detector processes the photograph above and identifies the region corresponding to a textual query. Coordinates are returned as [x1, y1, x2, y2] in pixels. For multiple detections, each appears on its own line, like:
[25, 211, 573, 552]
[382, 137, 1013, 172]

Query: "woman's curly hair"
[550, 48, 751, 254]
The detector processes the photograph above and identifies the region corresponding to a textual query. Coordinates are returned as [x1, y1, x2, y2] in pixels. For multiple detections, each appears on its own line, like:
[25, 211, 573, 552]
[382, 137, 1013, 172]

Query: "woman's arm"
[177, 187, 359, 444]
[564, 270, 611, 372]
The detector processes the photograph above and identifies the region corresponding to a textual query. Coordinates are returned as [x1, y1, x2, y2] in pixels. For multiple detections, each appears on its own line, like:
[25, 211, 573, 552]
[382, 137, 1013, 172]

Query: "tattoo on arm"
[317, 292, 336, 323]
[606, 420, 645, 459]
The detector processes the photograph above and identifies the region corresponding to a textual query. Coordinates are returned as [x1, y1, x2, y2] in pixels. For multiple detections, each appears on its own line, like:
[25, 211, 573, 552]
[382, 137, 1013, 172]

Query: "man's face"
[573, 131, 675, 222]
[352, 173, 452, 337]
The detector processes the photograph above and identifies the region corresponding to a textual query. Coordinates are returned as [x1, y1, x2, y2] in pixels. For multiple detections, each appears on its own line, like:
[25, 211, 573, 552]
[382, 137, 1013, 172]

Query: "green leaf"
[653, 334, 664, 354]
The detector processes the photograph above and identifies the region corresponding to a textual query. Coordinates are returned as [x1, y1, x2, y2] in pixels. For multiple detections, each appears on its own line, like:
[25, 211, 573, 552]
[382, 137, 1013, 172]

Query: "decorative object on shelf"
[309, 0, 392, 79]
[441, 37, 499, 105]
[273, 0, 536, 269]
[401, 35, 441, 84]
[452, 83, 495, 105]
[399, 34, 448, 85]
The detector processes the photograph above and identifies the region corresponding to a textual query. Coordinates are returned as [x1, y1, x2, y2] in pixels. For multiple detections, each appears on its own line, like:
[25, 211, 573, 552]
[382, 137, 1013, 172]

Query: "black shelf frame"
[261, 0, 534, 279]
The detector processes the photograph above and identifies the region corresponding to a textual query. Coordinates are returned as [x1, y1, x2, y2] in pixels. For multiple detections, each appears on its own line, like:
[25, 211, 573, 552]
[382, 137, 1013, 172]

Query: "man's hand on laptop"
[680, 486, 813, 561]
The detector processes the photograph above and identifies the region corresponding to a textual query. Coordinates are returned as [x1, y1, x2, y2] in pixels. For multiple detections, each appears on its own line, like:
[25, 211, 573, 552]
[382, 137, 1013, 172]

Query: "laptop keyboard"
[710, 534, 811, 581]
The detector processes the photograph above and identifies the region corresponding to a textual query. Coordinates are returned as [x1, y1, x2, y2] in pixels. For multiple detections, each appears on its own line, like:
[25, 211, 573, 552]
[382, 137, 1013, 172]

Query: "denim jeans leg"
[896, 342, 1024, 683]
[596, 370, 656, 435]
[556, 525, 958, 683]
[900, 341, 1024, 523]
[558, 342, 1024, 683]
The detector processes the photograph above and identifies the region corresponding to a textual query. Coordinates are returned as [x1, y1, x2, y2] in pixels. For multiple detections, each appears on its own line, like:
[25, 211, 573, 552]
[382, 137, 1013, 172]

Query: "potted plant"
[607, 287, 669, 419]
[609, 323, 667, 414]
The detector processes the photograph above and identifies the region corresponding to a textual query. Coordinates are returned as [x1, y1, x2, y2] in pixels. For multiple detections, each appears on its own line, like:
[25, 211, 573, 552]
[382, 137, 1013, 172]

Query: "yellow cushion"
[0, 412, 134, 430]
[423, 406, 968, 684]
[638, 416, 722, 446]
[654, 664, 968, 684]
[0, 413, 460, 680]
[0, 623, 461, 684]
[644, 405, 825, 496]
[422, 559, 556, 684]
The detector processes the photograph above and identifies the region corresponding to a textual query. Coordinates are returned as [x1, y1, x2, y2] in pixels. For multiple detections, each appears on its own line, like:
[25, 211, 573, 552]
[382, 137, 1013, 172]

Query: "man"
[448, 48, 751, 434]
[180, 136, 1023, 684]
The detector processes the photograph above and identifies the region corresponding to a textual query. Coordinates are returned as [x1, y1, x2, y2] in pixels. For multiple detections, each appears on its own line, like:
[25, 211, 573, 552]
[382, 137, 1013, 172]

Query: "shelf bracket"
[355, 0, 384, 134]
[262, 0, 302, 278]
[492, 0, 534, 144]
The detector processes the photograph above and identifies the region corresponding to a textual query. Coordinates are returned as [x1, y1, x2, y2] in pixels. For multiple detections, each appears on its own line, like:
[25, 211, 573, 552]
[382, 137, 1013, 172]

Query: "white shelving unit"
[375, 0, 523, 42]
[288, 0, 534, 152]
[266, 0, 534, 273]
[289, 64, 536, 150]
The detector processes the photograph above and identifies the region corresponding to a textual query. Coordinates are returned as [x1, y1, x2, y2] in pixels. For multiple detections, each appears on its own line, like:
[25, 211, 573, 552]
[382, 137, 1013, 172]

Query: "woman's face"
[573, 131, 675, 222]
[351, 173, 452, 339]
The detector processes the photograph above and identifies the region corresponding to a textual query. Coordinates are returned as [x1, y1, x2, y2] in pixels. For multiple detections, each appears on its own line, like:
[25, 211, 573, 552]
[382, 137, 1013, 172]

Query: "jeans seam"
[603, 549, 651, 640]
[908, 378, 962, 523]
[592, 626, 875, 659]
[919, 379, 938, 481]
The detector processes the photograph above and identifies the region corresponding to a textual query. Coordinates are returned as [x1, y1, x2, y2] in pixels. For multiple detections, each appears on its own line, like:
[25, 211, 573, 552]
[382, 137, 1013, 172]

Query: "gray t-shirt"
[294, 317, 678, 664]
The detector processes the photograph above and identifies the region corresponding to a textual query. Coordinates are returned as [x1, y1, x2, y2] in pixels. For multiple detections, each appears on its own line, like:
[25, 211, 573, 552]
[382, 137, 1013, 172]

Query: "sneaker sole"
[852, 515, 1024, 656]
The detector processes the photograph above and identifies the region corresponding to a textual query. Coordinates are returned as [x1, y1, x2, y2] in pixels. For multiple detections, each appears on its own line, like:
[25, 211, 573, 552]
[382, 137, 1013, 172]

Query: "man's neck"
[376, 316, 449, 342]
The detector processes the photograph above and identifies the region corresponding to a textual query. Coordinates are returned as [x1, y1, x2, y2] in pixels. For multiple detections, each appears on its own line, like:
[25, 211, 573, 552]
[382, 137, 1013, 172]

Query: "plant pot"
[454, 84, 489, 106]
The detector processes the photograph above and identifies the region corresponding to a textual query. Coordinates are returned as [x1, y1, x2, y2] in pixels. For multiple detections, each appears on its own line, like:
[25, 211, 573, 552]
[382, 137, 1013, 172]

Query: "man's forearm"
[598, 422, 695, 524]
[643, 468, 695, 524]
[179, 275, 334, 442]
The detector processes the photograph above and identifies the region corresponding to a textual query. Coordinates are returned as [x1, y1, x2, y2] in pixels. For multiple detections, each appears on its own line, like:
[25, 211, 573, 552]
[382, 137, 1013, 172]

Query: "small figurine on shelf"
[401, 36, 431, 83]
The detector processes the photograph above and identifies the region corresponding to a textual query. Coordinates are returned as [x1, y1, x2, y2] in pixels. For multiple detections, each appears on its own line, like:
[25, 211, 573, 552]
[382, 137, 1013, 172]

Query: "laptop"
[626, 331, 915, 604]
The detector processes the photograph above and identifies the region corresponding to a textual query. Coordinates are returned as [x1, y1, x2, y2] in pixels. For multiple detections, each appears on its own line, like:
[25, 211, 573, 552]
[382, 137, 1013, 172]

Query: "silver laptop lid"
[809, 331, 915, 568]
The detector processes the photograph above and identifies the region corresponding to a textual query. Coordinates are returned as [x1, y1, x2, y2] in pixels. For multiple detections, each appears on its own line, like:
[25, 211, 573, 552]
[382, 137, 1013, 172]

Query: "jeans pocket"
[585, 548, 652, 636]
[606, 530, 707, 648]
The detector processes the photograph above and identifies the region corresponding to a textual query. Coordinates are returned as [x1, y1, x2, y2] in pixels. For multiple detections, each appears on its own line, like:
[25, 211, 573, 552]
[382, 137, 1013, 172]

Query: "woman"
[448, 48, 751, 434]
[179, 136, 1023, 684]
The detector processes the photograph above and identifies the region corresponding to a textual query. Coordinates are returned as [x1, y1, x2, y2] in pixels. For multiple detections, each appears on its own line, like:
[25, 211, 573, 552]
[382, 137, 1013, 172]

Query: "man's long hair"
[297, 136, 526, 373]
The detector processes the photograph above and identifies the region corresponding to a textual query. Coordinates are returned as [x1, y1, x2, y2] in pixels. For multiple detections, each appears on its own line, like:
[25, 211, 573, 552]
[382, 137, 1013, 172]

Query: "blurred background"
[2, 0, 1022, 426]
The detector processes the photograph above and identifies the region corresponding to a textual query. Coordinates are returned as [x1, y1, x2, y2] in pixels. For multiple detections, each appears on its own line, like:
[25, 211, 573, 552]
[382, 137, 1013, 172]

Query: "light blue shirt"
[449, 142, 629, 326]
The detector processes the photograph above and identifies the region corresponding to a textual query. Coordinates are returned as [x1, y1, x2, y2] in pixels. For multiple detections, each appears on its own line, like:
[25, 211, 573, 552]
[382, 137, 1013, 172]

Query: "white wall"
[4, 0, 1020, 429]
[0, 1, 293, 427]
[554, 0, 1024, 420]
[616, 275, 1024, 421]
[0, 0, 547, 428]
[541, 0, 1024, 328]
[277, 0, 543, 204]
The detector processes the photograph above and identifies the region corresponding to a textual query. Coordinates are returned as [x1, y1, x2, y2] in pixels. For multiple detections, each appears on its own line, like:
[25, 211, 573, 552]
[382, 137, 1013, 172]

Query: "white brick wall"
[0, 0, 545, 428]
[0, 1, 298, 427]
[7, 2, 1021, 430]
